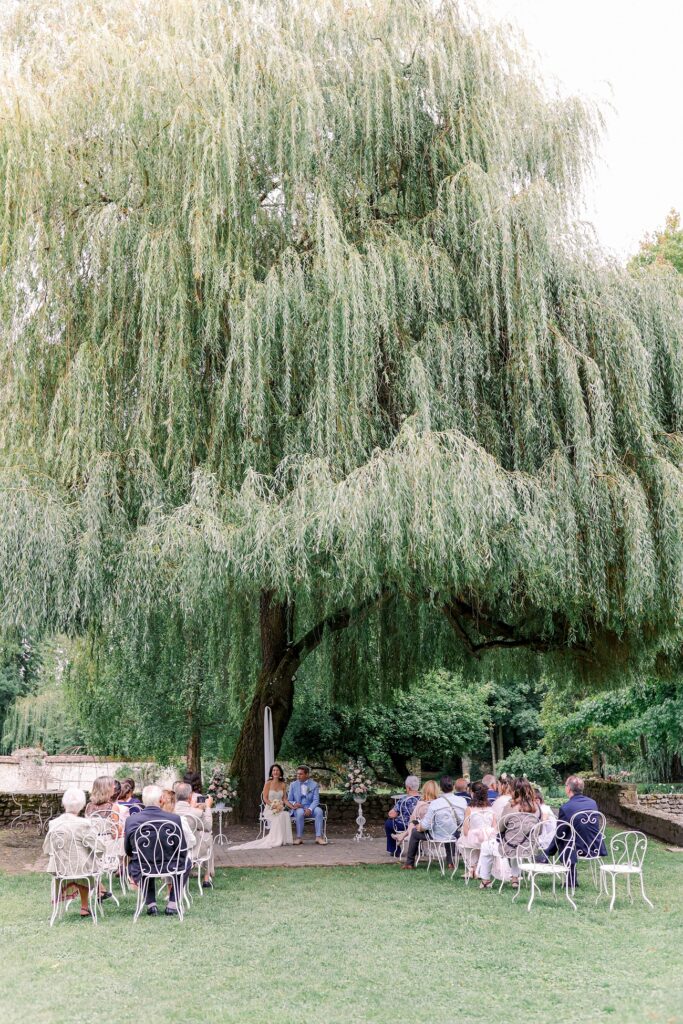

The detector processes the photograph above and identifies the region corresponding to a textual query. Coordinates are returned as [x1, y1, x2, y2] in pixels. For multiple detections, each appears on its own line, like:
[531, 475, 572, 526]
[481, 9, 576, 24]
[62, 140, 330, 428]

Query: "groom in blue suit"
[288, 765, 325, 844]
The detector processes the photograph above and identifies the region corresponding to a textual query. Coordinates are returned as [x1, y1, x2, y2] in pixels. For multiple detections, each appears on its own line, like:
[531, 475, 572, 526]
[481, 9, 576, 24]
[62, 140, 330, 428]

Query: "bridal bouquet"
[207, 764, 238, 810]
[269, 798, 285, 815]
[343, 758, 374, 799]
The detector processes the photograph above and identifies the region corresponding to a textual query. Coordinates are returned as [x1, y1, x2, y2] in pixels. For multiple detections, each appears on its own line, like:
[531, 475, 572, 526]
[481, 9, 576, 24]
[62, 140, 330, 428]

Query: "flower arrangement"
[269, 798, 285, 815]
[343, 758, 374, 799]
[207, 764, 238, 810]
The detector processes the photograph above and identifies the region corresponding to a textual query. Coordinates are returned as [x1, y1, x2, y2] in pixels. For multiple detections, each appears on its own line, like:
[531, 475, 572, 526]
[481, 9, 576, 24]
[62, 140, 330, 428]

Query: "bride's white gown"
[229, 787, 293, 850]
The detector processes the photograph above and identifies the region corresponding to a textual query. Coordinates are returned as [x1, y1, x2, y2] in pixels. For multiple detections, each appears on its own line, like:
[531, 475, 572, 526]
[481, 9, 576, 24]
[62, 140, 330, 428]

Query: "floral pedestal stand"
[214, 803, 232, 846]
[353, 795, 370, 842]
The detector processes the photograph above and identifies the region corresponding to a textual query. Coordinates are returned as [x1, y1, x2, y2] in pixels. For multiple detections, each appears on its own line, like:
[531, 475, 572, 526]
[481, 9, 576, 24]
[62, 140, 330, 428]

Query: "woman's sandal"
[510, 879, 520, 890]
[79, 909, 92, 918]
[479, 880, 492, 889]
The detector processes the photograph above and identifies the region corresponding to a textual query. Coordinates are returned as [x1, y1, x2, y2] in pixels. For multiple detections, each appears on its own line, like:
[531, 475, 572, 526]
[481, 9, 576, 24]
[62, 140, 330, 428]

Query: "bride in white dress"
[229, 764, 293, 850]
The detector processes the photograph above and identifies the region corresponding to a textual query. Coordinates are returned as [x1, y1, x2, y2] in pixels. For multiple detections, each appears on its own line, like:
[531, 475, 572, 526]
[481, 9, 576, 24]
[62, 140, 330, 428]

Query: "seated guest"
[384, 775, 420, 856]
[160, 788, 197, 857]
[124, 784, 191, 916]
[454, 778, 471, 805]
[534, 786, 557, 850]
[491, 775, 513, 819]
[477, 777, 540, 889]
[115, 778, 143, 815]
[391, 780, 439, 851]
[481, 774, 499, 806]
[402, 776, 466, 870]
[550, 775, 607, 887]
[183, 770, 204, 795]
[43, 788, 107, 919]
[174, 782, 215, 886]
[85, 775, 116, 818]
[458, 781, 496, 878]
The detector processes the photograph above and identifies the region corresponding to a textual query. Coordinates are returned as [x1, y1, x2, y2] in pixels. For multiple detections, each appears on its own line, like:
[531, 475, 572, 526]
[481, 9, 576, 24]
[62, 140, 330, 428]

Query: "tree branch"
[288, 590, 390, 662]
[443, 597, 576, 656]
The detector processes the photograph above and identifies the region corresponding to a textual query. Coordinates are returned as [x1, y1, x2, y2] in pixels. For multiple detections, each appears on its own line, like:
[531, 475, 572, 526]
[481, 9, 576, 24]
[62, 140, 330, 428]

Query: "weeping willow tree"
[1, 0, 683, 813]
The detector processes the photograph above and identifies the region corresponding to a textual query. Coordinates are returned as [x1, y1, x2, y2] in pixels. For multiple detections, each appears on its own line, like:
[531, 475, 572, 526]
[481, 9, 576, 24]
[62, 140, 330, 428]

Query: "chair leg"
[133, 877, 147, 922]
[609, 872, 617, 912]
[564, 870, 577, 911]
[639, 872, 654, 910]
[626, 874, 633, 904]
[526, 874, 537, 911]
[50, 878, 62, 927]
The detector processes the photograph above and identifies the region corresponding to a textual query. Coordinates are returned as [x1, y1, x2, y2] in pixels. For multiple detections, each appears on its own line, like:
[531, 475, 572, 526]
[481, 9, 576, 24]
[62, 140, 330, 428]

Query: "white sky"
[480, 0, 683, 260]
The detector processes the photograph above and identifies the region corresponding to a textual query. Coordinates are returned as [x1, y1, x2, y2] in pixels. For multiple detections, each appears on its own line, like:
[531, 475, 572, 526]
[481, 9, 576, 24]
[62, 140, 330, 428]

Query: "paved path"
[214, 836, 391, 869]
[0, 822, 395, 873]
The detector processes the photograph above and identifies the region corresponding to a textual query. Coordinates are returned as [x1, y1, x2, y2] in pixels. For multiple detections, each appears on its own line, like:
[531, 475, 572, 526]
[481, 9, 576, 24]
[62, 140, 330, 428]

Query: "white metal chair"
[46, 826, 107, 926]
[130, 819, 190, 922]
[492, 812, 538, 892]
[570, 810, 607, 888]
[258, 800, 269, 839]
[87, 813, 123, 906]
[186, 813, 215, 895]
[598, 830, 654, 911]
[296, 803, 329, 842]
[415, 807, 460, 877]
[517, 819, 577, 911]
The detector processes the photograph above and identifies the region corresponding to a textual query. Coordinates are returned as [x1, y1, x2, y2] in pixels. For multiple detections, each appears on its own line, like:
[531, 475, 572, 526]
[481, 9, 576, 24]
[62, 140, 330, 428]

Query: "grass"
[0, 835, 681, 1024]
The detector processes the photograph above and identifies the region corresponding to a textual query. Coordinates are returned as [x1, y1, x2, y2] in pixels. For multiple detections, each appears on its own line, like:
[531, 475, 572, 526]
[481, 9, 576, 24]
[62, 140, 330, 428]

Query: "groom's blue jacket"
[287, 779, 320, 811]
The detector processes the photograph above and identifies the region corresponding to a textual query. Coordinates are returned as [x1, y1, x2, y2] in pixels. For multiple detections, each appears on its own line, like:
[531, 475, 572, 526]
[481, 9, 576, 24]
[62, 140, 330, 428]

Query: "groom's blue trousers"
[292, 807, 324, 838]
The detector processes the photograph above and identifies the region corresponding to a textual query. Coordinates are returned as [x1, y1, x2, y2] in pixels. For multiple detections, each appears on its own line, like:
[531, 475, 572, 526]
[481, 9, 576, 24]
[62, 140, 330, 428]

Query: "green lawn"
[1, 838, 681, 1024]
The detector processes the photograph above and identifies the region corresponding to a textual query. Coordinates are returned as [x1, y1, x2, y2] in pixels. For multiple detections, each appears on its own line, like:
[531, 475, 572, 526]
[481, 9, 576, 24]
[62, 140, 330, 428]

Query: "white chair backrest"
[87, 812, 118, 840]
[500, 812, 538, 859]
[132, 819, 186, 876]
[430, 805, 460, 840]
[47, 826, 103, 878]
[529, 818, 576, 866]
[610, 830, 647, 869]
[570, 810, 606, 859]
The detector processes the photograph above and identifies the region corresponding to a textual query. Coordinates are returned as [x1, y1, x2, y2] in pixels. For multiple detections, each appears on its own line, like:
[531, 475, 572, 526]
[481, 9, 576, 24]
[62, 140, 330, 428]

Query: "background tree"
[629, 209, 683, 275]
[2, 0, 683, 813]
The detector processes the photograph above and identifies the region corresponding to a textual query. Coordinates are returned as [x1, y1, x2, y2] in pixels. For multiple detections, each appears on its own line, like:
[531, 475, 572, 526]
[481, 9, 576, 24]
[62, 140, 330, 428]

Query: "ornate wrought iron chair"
[416, 806, 460, 876]
[186, 812, 215, 895]
[570, 809, 607, 888]
[597, 830, 654, 911]
[516, 819, 577, 911]
[46, 825, 107, 926]
[130, 819, 190, 922]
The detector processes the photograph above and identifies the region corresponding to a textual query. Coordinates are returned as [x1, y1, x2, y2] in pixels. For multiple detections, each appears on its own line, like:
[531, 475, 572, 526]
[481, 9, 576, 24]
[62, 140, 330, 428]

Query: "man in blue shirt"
[384, 775, 420, 855]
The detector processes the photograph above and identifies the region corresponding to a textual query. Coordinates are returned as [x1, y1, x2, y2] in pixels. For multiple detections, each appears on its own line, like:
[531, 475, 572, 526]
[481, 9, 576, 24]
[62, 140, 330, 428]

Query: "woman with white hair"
[43, 788, 107, 918]
[384, 775, 421, 856]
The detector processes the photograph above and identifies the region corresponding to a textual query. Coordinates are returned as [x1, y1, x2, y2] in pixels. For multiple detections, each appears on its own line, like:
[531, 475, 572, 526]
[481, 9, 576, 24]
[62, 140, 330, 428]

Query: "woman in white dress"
[230, 764, 293, 850]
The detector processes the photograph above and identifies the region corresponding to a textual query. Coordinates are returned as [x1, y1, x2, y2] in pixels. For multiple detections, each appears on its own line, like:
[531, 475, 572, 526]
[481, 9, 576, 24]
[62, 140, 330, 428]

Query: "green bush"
[496, 747, 558, 789]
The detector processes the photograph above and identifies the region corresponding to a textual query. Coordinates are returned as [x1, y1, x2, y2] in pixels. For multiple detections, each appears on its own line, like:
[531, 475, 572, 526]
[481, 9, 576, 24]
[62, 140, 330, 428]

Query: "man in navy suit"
[482, 774, 498, 806]
[124, 784, 190, 916]
[551, 775, 607, 887]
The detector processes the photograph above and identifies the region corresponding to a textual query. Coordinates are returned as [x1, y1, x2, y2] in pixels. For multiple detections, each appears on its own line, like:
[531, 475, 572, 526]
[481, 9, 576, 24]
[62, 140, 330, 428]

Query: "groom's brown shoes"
[315, 837, 327, 845]
[294, 838, 303, 845]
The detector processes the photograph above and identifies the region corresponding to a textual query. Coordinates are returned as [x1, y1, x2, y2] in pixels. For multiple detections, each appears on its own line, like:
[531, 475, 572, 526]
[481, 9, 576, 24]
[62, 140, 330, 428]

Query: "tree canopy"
[1, 0, 683, 804]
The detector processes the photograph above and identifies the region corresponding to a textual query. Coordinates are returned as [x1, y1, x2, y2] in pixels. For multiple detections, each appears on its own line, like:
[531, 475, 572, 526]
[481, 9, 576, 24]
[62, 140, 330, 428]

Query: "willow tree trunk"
[186, 724, 202, 781]
[230, 592, 297, 820]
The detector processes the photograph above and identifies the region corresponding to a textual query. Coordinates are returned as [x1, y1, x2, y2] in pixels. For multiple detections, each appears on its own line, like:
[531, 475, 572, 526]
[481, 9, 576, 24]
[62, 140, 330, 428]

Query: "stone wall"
[321, 793, 395, 825]
[0, 754, 177, 795]
[0, 792, 62, 827]
[583, 779, 683, 846]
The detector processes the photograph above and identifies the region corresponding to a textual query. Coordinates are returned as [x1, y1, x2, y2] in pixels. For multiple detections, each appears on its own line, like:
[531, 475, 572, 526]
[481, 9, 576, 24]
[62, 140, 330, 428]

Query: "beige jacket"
[43, 813, 107, 876]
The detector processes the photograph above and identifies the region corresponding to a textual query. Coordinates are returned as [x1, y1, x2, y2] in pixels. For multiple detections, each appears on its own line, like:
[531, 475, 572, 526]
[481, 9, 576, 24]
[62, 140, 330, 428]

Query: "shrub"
[496, 747, 558, 789]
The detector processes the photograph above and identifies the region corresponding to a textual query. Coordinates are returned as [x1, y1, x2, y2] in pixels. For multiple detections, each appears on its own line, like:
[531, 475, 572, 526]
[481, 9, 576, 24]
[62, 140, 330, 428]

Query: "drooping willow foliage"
[1, 0, 683, 749]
